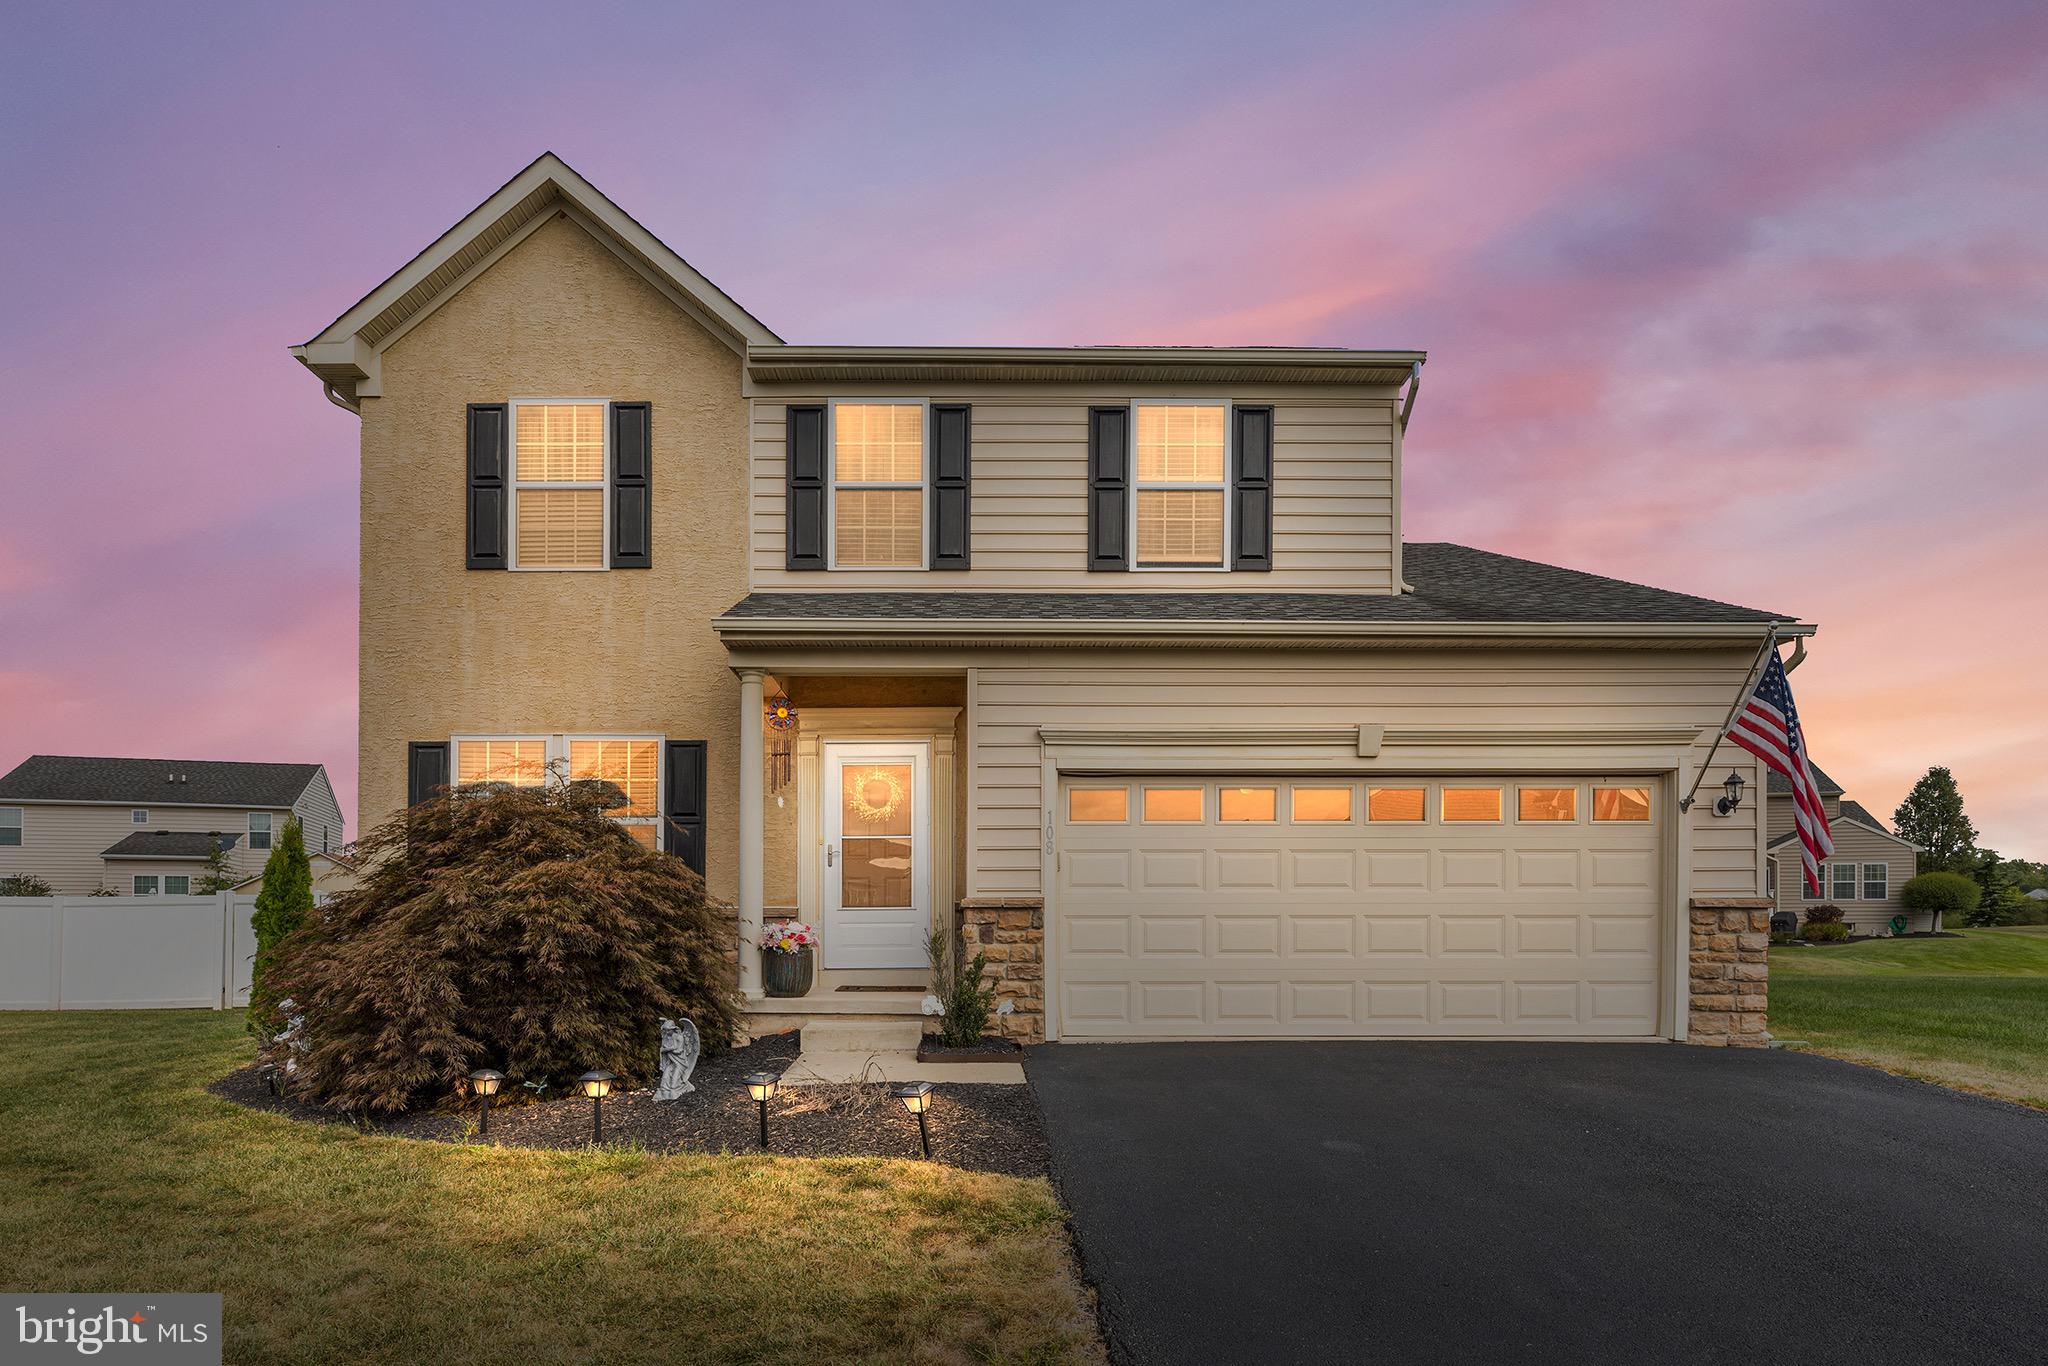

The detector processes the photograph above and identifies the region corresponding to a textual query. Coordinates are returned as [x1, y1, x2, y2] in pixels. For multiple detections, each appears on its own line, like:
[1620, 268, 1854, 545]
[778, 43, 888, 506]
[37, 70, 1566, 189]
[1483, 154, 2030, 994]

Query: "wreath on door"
[845, 767, 906, 824]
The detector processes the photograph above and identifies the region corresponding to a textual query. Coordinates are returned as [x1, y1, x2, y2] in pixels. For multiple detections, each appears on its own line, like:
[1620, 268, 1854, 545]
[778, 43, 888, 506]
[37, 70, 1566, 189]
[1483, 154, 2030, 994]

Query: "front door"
[821, 741, 931, 969]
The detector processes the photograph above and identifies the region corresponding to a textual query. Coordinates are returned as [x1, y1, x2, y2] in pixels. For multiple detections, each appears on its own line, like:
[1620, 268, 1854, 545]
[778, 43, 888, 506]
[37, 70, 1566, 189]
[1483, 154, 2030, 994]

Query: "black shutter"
[1231, 405, 1274, 571]
[611, 401, 651, 569]
[930, 403, 971, 570]
[406, 742, 450, 807]
[664, 740, 708, 875]
[466, 404, 508, 569]
[1087, 406, 1130, 572]
[785, 405, 827, 570]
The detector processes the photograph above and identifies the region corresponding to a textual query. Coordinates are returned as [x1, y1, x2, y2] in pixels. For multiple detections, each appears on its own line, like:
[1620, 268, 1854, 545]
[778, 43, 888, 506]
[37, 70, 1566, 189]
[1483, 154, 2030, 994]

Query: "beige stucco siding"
[0, 804, 285, 894]
[966, 646, 1765, 901]
[746, 390, 1398, 592]
[356, 213, 750, 896]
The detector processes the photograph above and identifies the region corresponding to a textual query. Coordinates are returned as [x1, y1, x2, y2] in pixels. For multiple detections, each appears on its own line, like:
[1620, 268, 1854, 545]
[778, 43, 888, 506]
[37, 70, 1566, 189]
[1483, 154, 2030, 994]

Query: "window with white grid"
[832, 402, 925, 567]
[1134, 403, 1227, 567]
[512, 401, 607, 569]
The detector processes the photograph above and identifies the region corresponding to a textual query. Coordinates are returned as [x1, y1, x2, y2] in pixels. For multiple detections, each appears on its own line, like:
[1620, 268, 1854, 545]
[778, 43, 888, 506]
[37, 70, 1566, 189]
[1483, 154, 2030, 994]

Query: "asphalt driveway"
[1027, 1042, 2048, 1366]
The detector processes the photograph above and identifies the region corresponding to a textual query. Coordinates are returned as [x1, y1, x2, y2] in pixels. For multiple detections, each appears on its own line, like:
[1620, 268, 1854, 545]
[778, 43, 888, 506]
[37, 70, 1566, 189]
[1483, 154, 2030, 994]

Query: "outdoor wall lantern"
[468, 1068, 505, 1137]
[891, 1081, 934, 1159]
[1714, 771, 1746, 817]
[577, 1070, 616, 1143]
[745, 1071, 779, 1148]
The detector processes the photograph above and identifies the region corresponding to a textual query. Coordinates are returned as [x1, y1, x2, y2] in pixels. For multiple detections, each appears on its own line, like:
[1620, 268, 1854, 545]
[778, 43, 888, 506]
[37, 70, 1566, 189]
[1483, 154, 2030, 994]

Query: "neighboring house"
[232, 851, 360, 904]
[0, 756, 343, 895]
[1765, 765, 1927, 933]
[2027, 888, 2048, 902]
[293, 152, 1811, 1048]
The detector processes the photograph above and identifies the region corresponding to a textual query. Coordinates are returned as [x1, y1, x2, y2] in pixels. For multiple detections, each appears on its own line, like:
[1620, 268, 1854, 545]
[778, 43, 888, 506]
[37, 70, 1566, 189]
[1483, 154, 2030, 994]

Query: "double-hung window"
[164, 875, 191, 896]
[831, 402, 925, 568]
[1862, 863, 1888, 900]
[248, 813, 272, 851]
[132, 875, 158, 895]
[1133, 402, 1228, 568]
[1830, 861, 1857, 901]
[0, 807, 20, 847]
[511, 400, 609, 570]
[453, 735, 663, 847]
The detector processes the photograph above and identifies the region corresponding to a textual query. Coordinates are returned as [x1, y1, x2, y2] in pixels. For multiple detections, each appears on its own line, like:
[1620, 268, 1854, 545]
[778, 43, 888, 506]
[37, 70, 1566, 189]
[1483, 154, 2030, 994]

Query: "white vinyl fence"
[0, 894, 258, 1010]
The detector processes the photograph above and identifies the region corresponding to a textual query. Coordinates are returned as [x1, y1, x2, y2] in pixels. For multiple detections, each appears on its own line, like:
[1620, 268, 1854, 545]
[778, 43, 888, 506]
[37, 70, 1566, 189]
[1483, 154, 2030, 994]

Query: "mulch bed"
[208, 1033, 1049, 1177]
[916, 1033, 1026, 1063]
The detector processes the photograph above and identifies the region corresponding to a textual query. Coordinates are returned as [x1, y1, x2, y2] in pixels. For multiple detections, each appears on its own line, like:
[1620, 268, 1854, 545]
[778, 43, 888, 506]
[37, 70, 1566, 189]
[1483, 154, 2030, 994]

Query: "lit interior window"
[1292, 787, 1355, 822]
[1067, 788, 1128, 823]
[1592, 787, 1651, 822]
[1441, 788, 1503, 822]
[513, 402, 607, 569]
[1367, 788, 1426, 822]
[1220, 787, 1277, 822]
[833, 404, 924, 567]
[1518, 787, 1578, 821]
[1142, 787, 1205, 822]
[1134, 405, 1225, 567]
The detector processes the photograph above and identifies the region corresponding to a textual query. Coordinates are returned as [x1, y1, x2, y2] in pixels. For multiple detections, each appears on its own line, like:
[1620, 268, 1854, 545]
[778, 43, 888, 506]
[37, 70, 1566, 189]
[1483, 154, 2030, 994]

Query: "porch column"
[737, 668, 765, 1001]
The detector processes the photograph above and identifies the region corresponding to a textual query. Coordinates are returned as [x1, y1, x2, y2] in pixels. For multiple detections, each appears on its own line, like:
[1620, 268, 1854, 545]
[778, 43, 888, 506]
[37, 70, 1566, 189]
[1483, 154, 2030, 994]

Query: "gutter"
[713, 616, 1818, 645]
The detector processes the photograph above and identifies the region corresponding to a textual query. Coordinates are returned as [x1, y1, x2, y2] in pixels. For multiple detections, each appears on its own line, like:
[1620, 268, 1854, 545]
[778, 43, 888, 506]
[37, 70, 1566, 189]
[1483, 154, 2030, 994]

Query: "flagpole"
[1679, 623, 1784, 813]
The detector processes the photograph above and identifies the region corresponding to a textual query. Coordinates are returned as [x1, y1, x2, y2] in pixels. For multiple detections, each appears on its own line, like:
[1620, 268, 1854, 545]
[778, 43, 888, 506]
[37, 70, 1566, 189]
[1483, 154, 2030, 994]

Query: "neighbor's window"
[512, 401, 607, 570]
[1518, 787, 1578, 822]
[1220, 787, 1277, 822]
[131, 809, 148, 824]
[1442, 788, 1503, 822]
[1593, 787, 1651, 822]
[248, 813, 273, 851]
[0, 807, 20, 847]
[132, 875, 159, 895]
[1862, 863, 1888, 900]
[1368, 787, 1426, 822]
[163, 875, 191, 896]
[1831, 861, 1857, 901]
[1134, 403, 1227, 567]
[1142, 787, 1205, 822]
[1067, 788, 1128, 823]
[833, 403, 924, 568]
[569, 738, 663, 847]
[1292, 787, 1355, 822]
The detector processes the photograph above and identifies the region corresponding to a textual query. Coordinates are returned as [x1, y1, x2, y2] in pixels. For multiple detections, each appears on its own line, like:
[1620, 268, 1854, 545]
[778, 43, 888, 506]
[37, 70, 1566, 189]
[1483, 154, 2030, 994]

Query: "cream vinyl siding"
[290, 774, 347, 856]
[967, 646, 1764, 901]
[0, 804, 290, 894]
[749, 388, 1397, 591]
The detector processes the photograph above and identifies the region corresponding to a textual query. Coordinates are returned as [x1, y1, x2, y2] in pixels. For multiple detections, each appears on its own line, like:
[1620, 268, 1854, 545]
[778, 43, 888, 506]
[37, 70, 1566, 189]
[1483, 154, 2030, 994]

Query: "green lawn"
[1769, 928, 2048, 1109]
[0, 1011, 1101, 1365]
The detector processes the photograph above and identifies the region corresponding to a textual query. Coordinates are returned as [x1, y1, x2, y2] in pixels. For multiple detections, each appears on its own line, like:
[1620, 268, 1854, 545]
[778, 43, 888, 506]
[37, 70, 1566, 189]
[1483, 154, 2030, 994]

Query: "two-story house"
[0, 756, 343, 894]
[1766, 765, 1926, 934]
[293, 153, 1810, 1047]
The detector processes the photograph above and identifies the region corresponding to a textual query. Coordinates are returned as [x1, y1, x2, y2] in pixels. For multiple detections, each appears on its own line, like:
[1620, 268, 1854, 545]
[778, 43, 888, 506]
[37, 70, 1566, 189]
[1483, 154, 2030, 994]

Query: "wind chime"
[766, 691, 798, 791]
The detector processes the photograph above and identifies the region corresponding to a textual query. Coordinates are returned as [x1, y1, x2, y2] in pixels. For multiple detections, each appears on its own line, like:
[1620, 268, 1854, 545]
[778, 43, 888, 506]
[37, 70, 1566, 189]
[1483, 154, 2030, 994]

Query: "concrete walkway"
[1028, 1041, 2048, 1366]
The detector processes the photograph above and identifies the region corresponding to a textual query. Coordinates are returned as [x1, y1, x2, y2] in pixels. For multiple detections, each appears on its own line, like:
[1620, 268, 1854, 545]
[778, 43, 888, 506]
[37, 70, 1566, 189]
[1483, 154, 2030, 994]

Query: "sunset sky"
[1, 0, 2043, 851]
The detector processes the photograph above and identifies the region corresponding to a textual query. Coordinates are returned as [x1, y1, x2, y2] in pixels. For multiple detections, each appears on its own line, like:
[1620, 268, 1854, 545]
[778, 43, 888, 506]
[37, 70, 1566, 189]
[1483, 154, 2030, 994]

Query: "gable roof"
[718, 542, 1796, 643]
[100, 831, 244, 860]
[293, 152, 781, 404]
[1839, 799, 1886, 832]
[1767, 763, 1844, 798]
[0, 756, 323, 809]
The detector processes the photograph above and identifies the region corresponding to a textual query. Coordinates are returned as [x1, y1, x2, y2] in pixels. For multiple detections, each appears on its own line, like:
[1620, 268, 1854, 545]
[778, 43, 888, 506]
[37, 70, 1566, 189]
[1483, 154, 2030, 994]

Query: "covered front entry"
[1054, 774, 1665, 1039]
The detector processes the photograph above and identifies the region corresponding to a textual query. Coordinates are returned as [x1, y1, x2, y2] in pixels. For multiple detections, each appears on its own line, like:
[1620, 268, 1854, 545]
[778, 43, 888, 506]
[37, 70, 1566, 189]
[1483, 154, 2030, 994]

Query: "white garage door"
[1054, 776, 1664, 1039]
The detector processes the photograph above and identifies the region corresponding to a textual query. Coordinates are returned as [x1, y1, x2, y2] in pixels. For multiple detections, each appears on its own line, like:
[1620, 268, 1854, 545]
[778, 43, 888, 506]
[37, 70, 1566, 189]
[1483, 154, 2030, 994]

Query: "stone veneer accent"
[958, 897, 1046, 1042]
[1688, 897, 1773, 1047]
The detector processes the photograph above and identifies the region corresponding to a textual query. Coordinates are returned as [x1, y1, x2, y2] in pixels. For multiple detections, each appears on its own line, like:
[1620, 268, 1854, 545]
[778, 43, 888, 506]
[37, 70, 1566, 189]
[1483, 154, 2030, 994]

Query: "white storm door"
[821, 741, 931, 969]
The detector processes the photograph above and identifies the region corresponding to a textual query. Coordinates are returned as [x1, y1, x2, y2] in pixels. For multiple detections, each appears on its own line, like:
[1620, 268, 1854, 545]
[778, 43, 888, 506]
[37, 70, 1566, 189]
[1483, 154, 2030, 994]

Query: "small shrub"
[0, 874, 55, 897]
[1901, 871, 1980, 932]
[248, 819, 314, 1037]
[1803, 903, 1846, 925]
[1800, 921, 1851, 943]
[1769, 931, 1799, 946]
[270, 782, 740, 1114]
[926, 927, 999, 1048]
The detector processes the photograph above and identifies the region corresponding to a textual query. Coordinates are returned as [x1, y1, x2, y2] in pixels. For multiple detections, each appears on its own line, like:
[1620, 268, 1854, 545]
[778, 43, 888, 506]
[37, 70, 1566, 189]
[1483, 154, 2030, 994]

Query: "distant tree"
[1892, 768, 1977, 874]
[1901, 871, 1979, 933]
[248, 819, 314, 1036]
[194, 838, 241, 894]
[0, 874, 54, 897]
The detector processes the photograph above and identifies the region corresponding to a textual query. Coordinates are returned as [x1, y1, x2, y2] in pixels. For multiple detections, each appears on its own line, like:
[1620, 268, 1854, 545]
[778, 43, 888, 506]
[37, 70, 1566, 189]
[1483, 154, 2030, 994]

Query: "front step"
[799, 1019, 924, 1054]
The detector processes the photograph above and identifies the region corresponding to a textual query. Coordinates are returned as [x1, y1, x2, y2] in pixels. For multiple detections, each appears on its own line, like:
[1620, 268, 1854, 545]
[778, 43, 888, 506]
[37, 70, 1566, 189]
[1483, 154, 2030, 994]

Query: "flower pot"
[763, 945, 815, 998]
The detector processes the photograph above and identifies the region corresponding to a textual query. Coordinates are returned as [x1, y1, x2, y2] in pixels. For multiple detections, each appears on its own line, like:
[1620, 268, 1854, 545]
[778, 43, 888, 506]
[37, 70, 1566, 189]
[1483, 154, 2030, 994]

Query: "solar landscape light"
[468, 1068, 505, 1137]
[577, 1070, 616, 1143]
[745, 1071, 779, 1148]
[892, 1080, 934, 1159]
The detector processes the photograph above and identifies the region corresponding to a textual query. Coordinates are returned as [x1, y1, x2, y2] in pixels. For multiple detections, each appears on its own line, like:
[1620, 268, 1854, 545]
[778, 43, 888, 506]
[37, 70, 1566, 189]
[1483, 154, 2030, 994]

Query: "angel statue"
[655, 1017, 700, 1101]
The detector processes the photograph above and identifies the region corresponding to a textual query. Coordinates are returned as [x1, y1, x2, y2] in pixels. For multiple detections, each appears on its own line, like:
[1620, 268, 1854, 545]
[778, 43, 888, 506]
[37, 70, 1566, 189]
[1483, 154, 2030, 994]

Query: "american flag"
[1727, 650, 1833, 894]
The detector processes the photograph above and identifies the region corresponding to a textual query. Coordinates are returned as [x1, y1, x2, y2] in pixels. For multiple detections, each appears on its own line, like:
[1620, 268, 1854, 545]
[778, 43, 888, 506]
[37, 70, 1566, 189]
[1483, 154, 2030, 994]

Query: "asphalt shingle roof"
[99, 831, 245, 860]
[0, 756, 321, 808]
[1839, 799, 1886, 832]
[719, 543, 1791, 626]
[1767, 762, 1844, 798]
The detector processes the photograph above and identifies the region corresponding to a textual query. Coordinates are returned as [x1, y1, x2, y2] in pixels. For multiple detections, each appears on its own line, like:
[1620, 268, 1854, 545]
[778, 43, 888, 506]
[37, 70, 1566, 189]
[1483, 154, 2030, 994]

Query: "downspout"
[322, 382, 361, 416]
[1397, 360, 1421, 594]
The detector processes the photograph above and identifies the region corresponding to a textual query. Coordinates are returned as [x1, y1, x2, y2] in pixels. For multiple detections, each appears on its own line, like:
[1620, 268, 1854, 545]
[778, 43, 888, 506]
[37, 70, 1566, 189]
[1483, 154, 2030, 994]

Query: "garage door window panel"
[1593, 787, 1651, 822]
[1291, 787, 1355, 822]
[1068, 788, 1128, 823]
[1220, 787, 1276, 822]
[1517, 787, 1579, 822]
[1142, 787, 1205, 822]
[1442, 788, 1503, 822]
[1368, 787, 1426, 822]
